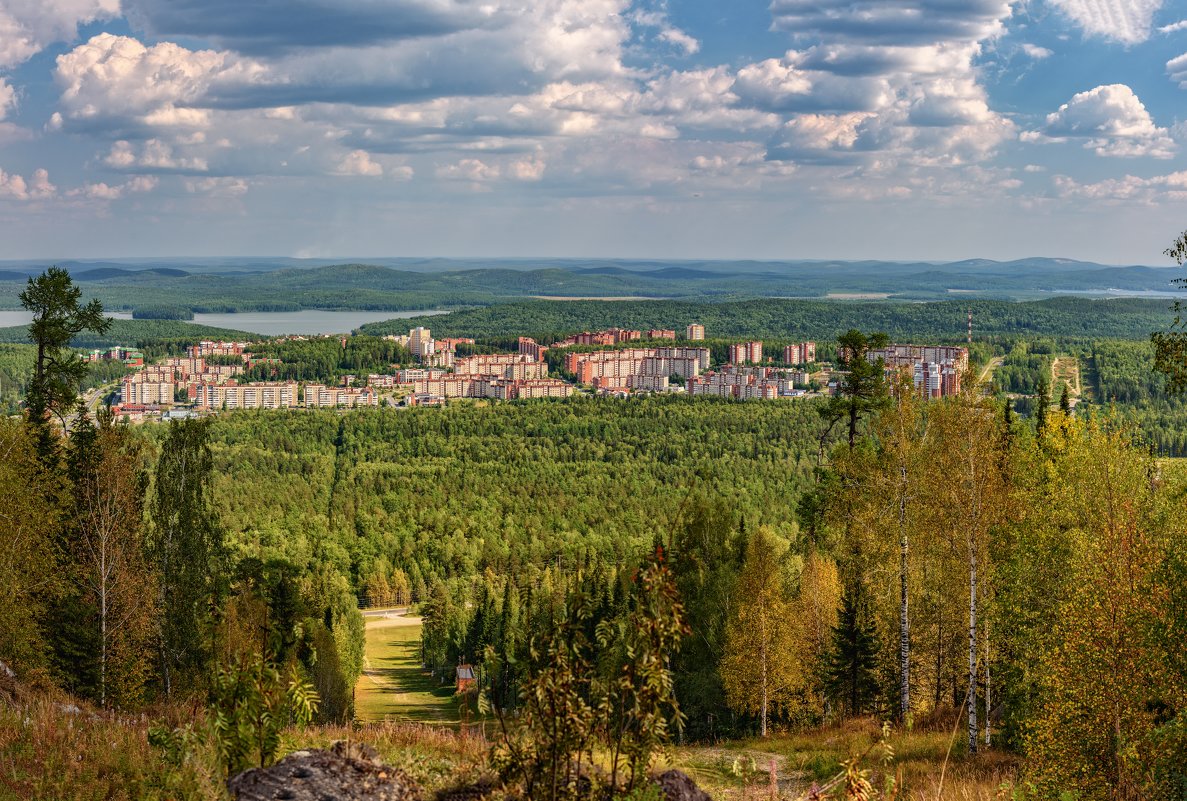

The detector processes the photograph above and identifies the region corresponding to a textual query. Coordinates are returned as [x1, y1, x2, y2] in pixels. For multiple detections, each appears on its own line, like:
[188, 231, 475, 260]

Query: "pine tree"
[1059, 384, 1071, 416]
[1034, 375, 1050, 437]
[824, 583, 881, 717]
[19, 267, 110, 466]
[820, 329, 891, 448]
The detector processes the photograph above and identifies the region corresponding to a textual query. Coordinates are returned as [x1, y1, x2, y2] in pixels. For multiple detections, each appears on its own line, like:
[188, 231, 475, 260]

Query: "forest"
[362, 296, 1182, 343]
[7, 267, 1187, 800]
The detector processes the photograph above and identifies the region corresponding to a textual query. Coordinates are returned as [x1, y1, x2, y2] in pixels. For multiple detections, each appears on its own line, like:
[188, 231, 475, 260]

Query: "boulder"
[228, 740, 422, 801]
[653, 770, 713, 801]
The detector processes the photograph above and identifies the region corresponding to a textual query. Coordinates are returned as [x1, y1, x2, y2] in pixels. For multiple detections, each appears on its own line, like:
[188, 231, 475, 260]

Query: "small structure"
[455, 664, 476, 695]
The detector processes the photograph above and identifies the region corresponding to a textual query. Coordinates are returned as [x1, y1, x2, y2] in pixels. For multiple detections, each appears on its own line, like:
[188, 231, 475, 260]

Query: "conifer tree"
[1059, 384, 1071, 416]
[820, 329, 891, 448]
[19, 267, 110, 465]
[824, 582, 881, 716]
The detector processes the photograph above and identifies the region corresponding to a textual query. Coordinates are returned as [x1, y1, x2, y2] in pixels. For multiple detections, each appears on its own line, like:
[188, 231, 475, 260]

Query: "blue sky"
[0, 0, 1186, 263]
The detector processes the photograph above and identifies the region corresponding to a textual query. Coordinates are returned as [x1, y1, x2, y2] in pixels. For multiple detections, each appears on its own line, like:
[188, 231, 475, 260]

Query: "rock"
[228, 740, 422, 801]
[653, 770, 712, 801]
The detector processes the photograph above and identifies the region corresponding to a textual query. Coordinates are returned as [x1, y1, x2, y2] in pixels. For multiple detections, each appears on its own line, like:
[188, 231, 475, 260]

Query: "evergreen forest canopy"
[10, 264, 1187, 800]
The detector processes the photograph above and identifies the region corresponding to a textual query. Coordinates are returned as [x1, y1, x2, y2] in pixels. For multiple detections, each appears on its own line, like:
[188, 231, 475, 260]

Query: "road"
[977, 356, 1003, 388]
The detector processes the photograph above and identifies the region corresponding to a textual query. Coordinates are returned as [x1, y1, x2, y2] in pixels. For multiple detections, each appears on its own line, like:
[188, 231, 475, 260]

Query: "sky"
[0, 0, 1186, 264]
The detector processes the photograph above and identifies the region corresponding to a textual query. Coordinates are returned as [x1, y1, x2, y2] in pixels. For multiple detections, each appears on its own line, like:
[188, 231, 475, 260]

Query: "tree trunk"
[967, 545, 978, 756]
[760, 613, 769, 737]
[984, 619, 991, 748]
[899, 466, 910, 723]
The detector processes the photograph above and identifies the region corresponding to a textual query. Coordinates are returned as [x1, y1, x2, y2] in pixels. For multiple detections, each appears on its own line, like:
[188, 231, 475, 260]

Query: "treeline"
[242, 335, 415, 382]
[0, 318, 253, 348]
[361, 296, 1181, 342]
[1, 411, 363, 721]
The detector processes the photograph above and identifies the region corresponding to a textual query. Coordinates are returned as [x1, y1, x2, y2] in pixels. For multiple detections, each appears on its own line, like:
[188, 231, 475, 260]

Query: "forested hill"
[360, 296, 1178, 342]
[0, 319, 254, 348]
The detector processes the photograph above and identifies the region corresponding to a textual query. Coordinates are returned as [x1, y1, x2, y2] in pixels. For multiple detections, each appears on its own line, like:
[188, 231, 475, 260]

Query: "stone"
[228, 740, 422, 801]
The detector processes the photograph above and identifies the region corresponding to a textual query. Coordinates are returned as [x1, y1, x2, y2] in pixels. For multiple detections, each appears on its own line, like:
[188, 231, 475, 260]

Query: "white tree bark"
[899, 465, 910, 724]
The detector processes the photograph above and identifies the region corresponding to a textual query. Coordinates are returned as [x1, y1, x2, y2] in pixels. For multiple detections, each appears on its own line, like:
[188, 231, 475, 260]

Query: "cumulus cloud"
[1048, 0, 1163, 45]
[104, 139, 210, 171]
[335, 150, 384, 177]
[54, 34, 260, 129]
[68, 175, 159, 200]
[1160, 20, 1187, 34]
[631, 7, 700, 55]
[184, 177, 249, 196]
[0, 0, 118, 69]
[1033, 84, 1175, 158]
[1053, 170, 1187, 202]
[0, 79, 15, 120]
[0, 167, 55, 200]
[1169, 51, 1187, 89]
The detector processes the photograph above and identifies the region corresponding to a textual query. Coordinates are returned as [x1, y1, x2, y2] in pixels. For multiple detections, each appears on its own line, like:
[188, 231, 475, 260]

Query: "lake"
[0, 309, 444, 336]
[190, 309, 445, 335]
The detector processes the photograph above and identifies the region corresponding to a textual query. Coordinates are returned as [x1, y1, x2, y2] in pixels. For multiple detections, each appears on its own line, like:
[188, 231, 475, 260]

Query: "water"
[0, 309, 443, 336]
[191, 309, 446, 335]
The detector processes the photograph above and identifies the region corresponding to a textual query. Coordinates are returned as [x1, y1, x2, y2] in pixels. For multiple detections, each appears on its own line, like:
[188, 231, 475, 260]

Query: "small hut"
[455, 664, 476, 695]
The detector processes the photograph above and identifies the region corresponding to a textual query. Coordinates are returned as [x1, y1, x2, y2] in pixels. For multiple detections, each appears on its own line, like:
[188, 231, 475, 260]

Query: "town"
[106, 324, 969, 422]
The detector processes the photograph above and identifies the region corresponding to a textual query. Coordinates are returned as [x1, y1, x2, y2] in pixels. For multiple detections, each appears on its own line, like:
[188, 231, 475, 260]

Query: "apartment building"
[685, 323, 705, 341]
[688, 366, 794, 400]
[303, 385, 379, 408]
[553, 328, 641, 347]
[454, 353, 547, 380]
[191, 381, 299, 410]
[866, 344, 969, 398]
[782, 342, 817, 365]
[518, 337, 548, 361]
[566, 347, 710, 390]
[409, 327, 435, 359]
[646, 329, 676, 340]
[728, 341, 763, 365]
[188, 341, 248, 358]
[120, 377, 174, 406]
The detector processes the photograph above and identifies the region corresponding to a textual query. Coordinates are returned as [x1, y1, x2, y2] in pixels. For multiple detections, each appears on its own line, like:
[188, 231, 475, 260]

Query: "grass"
[355, 613, 461, 725]
[668, 717, 1019, 800]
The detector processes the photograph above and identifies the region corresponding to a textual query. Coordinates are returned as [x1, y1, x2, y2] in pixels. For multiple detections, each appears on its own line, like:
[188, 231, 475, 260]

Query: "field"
[356, 611, 460, 725]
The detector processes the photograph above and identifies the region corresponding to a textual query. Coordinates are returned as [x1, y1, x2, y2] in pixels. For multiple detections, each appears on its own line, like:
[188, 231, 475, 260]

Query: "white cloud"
[0, 79, 16, 120]
[103, 139, 209, 171]
[1053, 170, 1187, 202]
[335, 150, 384, 177]
[1160, 20, 1187, 34]
[184, 177, 249, 196]
[0, 167, 55, 200]
[68, 175, 159, 200]
[1169, 52, 1187, 88]
[508, 157, 546, 181]
[1048, 0, 1163, 45]
[437, 158, 501, 181]
[1020, 43, 1053, 59]
[0, 0, 118, 69]
[54, 34, 259, 129]
[1035, 84, 1175, 158]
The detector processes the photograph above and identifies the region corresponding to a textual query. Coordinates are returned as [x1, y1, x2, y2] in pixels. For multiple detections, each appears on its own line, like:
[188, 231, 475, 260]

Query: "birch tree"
[720, 528, 799, 736]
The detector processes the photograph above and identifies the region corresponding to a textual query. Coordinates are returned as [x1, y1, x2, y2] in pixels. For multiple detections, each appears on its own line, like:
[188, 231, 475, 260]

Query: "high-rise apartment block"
[782, 342, 817, 365]
[409, 327, 435, 359]
[565, 347, 710, 391]
[866, 344, 969, 398]
[686, 323, 705, 341]
[728, 341, 763, 365]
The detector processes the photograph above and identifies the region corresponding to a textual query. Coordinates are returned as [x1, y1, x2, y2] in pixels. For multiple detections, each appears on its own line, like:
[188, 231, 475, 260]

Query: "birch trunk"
[967, 545, 978, 755]
[984, 619, 991, 747]
[899, 466, 910, 723]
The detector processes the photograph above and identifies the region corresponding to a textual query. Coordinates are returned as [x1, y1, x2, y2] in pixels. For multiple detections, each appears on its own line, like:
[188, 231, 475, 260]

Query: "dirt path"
[355, 610, 460, 724]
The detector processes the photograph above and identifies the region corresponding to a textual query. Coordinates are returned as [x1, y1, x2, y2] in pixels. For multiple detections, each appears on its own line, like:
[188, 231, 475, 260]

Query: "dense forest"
[362, 296, 1182, 343]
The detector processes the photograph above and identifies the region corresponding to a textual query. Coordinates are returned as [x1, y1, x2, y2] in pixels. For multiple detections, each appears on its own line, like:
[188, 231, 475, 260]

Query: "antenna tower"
[967, 308, 972, 346]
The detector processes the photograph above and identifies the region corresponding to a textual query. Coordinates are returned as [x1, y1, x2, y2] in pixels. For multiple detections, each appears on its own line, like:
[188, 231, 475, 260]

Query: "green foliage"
[824, 583, 881, 717]
[20, 267, 110, 461]
[148, 418, 227, 698]
[243, 335, 414, 382]
[208, 655, 319, 777]
[821, 329, 890, 447]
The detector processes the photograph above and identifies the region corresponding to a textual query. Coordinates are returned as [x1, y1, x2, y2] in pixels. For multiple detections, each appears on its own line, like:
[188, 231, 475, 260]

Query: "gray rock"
[228, 740, 422, 801]
[653, 770, 713, 801]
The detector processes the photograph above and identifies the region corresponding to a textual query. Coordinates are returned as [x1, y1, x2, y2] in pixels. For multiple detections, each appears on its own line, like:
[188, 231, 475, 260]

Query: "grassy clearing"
[669, 717, 1018, 800]
[355, 613, 461, 725]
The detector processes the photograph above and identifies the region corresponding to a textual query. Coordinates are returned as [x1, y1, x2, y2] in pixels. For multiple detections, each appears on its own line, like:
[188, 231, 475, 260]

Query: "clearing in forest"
[355, 611, 460, 724]
[1051, 355, 1084, 402]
